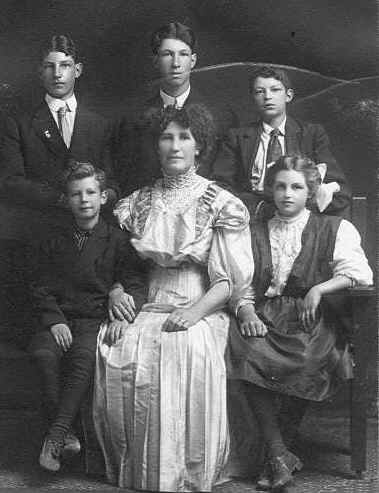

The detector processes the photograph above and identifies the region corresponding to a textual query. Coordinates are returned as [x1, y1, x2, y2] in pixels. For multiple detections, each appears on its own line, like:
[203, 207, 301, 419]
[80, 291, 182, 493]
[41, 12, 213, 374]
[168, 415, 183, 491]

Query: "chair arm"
[347, 285, 375, 298]
[325, 285, 375, 300]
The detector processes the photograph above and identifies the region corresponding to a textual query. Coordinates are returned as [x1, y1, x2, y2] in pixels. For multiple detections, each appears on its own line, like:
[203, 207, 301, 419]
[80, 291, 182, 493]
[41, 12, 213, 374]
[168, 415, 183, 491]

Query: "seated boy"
[29, 161, 147, 473]
[212, 65, 351, 218]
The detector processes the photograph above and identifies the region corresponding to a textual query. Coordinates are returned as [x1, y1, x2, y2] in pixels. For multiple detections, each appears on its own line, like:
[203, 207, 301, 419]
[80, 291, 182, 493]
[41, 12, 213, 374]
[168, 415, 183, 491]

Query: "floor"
[0, 408, 377, 493]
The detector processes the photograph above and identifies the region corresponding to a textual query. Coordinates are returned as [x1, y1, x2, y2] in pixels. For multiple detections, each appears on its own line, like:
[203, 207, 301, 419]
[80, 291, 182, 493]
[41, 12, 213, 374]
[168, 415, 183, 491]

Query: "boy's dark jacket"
[31, 218, 147, 330]
[0, 101, 117, 210]
[212, 116, 351, 216]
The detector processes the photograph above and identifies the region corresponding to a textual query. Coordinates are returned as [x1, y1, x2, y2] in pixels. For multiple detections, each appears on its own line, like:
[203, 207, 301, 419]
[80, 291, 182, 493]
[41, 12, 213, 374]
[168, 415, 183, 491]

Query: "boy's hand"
[301, 286, 322, 332]
[238, 304, 268, 337]
[50, 323, 72, 351]
[108, 287, 136, 322]
[104, 320, 129, 345]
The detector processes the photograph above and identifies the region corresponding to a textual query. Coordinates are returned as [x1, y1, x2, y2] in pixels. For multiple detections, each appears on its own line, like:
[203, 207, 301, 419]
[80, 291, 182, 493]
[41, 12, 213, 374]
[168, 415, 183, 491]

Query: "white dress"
[93, 173, 253, 492]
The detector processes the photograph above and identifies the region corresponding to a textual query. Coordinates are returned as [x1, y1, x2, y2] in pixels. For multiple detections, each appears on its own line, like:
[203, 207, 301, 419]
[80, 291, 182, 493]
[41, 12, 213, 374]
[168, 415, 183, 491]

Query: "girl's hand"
[301, 286, 322, 332]
[238, 304, 268, 337]
[104, 320, 129, 345]
[162, 308, 199, 332]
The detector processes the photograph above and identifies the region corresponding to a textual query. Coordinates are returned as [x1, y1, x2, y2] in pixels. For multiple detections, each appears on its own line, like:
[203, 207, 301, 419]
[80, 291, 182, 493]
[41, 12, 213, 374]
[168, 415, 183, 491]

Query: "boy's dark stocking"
[30, 346, 61, 425]
[48, 345, 96, 445]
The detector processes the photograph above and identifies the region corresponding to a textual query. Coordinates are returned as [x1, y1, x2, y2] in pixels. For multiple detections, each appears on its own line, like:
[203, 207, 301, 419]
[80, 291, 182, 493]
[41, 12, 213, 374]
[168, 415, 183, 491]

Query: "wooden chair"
[348, 196, 376, 477]
[327, 195, 376, 478]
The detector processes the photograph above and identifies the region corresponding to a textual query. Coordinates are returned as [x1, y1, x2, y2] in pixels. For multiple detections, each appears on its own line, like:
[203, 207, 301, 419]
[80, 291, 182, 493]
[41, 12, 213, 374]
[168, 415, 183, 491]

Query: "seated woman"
[93, 104, 253, 492]
[228, 155, 373, 491]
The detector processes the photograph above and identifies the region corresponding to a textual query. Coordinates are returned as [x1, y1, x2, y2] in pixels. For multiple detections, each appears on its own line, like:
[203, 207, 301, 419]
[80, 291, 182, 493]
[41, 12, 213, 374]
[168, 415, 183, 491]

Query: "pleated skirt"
[93, 308, 230, 492]
[227, 296, 352, 401]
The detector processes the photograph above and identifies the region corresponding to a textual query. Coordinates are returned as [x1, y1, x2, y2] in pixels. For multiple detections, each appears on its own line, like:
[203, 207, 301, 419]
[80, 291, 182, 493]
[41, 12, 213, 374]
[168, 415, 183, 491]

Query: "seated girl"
[228, 155, 373, 491]
[93, 104, 253, 492]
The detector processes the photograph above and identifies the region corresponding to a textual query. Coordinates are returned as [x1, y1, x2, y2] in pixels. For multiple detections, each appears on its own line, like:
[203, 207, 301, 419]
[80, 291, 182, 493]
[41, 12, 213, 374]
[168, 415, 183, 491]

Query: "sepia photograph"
[0, 1, 377, 492]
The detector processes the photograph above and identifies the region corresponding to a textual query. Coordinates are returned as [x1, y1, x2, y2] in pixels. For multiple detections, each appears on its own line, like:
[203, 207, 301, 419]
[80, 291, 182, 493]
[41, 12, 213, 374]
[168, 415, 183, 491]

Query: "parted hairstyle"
[62, 161, 107, 193]
[249, 65, 293, 93]
[264, 155, 321, 203]
[148, 104, 216, 165]
[151, 22, 197, 54]
[40, 34, 78, 63]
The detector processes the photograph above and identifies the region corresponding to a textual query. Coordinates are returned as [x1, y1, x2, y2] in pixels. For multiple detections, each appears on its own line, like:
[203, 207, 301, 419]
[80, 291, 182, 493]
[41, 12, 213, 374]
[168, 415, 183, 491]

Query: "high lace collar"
[162, 166, 199, 190]
[273, 208, 310, 225]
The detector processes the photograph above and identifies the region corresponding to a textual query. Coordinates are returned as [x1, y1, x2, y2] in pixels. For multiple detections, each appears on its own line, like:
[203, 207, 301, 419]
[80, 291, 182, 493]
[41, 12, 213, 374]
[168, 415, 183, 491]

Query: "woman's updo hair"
[264, 155, 322, 203]
[146, 103, 216, 165]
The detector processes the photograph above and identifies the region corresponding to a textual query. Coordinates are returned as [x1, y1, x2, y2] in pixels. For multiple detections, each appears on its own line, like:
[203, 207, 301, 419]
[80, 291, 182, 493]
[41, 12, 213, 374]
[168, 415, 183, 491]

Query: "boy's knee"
[28, 331, 63, 360]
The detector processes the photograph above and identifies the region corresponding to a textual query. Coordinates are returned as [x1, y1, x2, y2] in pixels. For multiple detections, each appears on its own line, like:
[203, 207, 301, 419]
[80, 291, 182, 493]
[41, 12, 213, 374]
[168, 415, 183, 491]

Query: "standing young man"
[212, 66, 351, 218]
[116, 22, 237, 194]
[0, 34, 117, 227]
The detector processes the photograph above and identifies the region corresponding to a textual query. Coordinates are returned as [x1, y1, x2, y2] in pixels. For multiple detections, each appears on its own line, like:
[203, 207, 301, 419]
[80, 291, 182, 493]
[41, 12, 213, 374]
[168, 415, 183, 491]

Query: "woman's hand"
[50, 323, 73, 351]
[108, 286, 136, 322]
[162, 308, 200, 332]
[301, 285, 322, 332]
[104, 320, 129, 345]
[238, 304, 268, 337]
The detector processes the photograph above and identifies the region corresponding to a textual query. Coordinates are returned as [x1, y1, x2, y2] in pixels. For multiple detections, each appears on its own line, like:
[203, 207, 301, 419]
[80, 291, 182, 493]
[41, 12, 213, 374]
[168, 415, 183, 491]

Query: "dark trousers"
[28, 319, 100, 442]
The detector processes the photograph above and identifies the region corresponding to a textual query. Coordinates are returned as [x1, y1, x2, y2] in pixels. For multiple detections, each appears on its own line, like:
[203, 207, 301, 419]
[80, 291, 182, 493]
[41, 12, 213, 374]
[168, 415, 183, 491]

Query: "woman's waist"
[147, 262, 208, 304]
[149, 262, 208, 285]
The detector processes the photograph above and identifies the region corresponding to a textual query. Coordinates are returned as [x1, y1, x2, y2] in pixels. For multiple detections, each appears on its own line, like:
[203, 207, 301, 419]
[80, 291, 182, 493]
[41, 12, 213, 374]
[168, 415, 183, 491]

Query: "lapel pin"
[44, 130, 51, 139]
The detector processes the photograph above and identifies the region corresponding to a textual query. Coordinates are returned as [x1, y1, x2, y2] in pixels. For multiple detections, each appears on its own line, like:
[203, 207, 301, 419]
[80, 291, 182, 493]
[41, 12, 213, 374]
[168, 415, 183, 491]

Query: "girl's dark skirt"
[227, 296, 352, 401]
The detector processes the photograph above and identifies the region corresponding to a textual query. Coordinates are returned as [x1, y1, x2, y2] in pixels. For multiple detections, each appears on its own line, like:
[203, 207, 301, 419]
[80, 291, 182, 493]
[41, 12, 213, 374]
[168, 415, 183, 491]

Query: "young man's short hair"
[249, 66, 293, 92]
[40, 34, 78, 63]
[151, 22, 197, 54]
[62, 161, 107, 192]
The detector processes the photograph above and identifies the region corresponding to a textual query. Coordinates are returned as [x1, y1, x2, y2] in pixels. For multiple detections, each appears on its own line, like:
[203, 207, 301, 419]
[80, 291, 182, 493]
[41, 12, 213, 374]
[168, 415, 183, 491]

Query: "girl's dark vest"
[252, 213, 343, 303]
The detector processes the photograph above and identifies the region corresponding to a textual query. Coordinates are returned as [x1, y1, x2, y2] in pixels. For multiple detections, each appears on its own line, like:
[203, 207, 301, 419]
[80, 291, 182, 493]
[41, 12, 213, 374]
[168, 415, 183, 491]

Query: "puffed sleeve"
[113, 189, 142, 233]
[207, 192, 255, 312]
[331, 219, 373, 285]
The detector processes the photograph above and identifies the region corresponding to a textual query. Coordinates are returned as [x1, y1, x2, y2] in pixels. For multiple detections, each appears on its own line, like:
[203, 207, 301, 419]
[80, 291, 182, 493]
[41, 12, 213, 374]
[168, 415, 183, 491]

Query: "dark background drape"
[0, 0, 376, 110]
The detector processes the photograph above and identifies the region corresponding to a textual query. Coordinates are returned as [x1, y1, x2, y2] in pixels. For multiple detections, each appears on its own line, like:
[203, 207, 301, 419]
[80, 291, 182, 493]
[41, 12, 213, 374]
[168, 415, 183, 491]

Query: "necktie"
[266, 128, 283, 165]
[57, 104, 71, 148]
[73, 229, 91, 251]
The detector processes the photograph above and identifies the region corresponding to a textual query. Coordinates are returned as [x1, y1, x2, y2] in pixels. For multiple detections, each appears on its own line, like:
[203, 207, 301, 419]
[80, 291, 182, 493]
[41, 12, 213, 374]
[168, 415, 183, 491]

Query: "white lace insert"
[265, 209, 311, 297]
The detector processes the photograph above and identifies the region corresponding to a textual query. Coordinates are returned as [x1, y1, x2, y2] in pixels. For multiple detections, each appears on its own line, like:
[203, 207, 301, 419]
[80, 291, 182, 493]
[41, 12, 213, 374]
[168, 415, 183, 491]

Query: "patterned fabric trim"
[195, 183, 223, 238]
[132, 186, 153, 237]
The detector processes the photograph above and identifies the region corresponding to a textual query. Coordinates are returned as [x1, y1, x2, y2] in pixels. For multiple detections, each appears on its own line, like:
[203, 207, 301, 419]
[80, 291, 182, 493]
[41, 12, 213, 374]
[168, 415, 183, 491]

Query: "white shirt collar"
[160, 85, 191, 108]
[45, 93, 77, 113]
[262, 115, 287, 136]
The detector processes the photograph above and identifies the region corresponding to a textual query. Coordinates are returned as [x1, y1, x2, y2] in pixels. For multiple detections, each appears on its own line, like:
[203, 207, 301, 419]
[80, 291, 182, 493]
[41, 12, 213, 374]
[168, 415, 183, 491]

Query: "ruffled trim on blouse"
[266, 209, 310, 297]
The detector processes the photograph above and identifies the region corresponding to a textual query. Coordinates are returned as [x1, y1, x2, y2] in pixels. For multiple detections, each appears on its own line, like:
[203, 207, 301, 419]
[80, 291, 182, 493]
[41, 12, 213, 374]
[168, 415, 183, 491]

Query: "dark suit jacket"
[212, 116, 351, 216]
[31, 218, 148, 330]
[115, 87, 239, 195]
[0, 100, 116, 212]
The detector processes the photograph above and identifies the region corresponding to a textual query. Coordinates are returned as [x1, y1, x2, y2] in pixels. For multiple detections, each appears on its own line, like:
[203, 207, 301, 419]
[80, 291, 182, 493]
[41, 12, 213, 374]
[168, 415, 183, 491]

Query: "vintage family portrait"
[0, 1, 377, 492]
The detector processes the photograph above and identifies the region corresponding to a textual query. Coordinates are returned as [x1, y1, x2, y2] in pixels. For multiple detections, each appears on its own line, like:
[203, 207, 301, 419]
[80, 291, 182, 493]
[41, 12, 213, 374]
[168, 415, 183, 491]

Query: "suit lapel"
[184, 87, 202, 105]
[69, 104, 88, 152]
[285, 116, 302, 155]
[241, 124, 261, 176]
[146, 92, 164, 109]
[32, 102, 68, 156]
